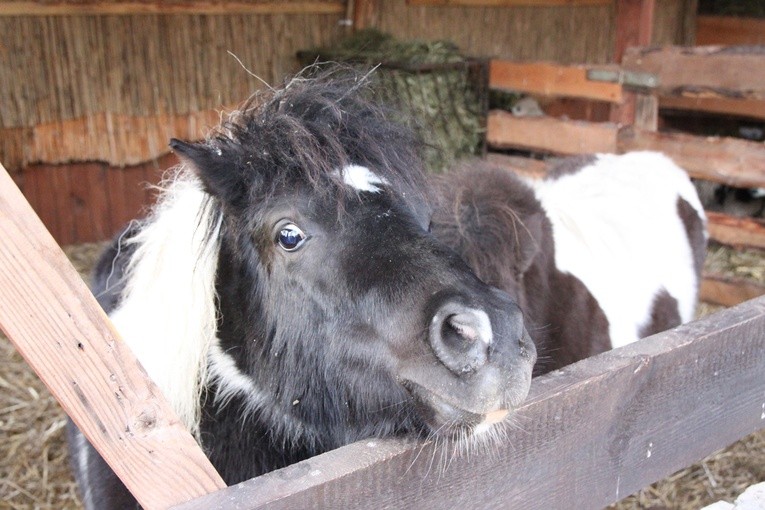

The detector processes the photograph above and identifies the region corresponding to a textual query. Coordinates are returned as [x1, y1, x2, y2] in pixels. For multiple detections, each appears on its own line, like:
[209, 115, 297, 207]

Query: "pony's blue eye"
[277, 224, 306, 252]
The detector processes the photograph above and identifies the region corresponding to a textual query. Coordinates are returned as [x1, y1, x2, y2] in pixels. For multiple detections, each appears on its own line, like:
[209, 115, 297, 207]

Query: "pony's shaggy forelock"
[199, 66, 429, 211]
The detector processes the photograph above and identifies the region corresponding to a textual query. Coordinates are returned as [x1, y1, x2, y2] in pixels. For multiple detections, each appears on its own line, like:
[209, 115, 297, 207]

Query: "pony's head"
[133, 68, 536, 453]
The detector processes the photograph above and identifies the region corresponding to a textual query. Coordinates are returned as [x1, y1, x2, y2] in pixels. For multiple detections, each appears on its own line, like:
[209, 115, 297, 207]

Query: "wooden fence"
[486, 45, 765, 307]
[1, 159, 765, 509]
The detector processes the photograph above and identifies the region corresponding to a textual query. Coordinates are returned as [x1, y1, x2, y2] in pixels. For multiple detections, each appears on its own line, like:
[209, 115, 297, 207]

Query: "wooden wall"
[18, 155, 177, 245]
[1, 0, 700, 244]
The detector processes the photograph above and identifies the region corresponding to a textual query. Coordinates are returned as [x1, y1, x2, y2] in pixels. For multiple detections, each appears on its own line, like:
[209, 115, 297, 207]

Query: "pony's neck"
[108, 168, 221, 437]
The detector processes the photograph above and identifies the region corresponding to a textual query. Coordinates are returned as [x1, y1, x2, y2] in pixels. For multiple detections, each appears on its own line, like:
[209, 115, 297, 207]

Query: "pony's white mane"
[108, 166, 221, 437]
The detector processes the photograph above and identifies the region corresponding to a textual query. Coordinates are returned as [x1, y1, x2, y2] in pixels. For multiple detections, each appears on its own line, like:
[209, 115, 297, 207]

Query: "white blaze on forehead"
[340, 164, 388, 193]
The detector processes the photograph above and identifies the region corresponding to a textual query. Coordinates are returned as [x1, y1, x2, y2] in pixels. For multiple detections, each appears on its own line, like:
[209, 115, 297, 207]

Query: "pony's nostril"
[445, 313, 490, 348]
[429, 304, 492, 377]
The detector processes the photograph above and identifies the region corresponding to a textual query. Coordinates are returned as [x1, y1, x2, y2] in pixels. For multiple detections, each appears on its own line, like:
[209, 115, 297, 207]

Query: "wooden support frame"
[609, 0, 655, 126]
[621, 46, 765, 99]
[0, 1, 345, 16]
[659, 95, 765, 122]
[617, 128, 765, 190]
[489, 60, 624, 103]
[0, 164, 225, 509]
[407, 0, 611, 7]
[174, 296, 765, 510]
[706, 211, 765, 251]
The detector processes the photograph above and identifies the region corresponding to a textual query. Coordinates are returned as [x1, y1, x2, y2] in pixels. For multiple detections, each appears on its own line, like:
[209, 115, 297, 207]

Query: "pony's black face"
[170, 71, 536, 452]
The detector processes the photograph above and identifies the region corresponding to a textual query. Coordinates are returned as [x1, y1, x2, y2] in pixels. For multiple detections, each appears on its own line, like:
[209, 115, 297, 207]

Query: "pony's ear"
[170, 138, 246, 206]
[516, 212, 544, 275]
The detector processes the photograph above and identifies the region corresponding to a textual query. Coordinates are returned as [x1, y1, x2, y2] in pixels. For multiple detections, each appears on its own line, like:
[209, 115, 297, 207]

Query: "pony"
[432, 154, 707, 371]
[67, 68, 706, 509]
[66, 68, 536, 509]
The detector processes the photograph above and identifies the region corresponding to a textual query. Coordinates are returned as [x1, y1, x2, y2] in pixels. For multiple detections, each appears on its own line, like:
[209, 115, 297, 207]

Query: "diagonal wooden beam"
[0, 164, 225, 509]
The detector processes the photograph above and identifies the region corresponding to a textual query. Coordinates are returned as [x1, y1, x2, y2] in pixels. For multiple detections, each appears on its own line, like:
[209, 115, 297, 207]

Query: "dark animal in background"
[433, 153, 707, 370]
[67, 68, 706, 509]
[693, 179, 765, 219]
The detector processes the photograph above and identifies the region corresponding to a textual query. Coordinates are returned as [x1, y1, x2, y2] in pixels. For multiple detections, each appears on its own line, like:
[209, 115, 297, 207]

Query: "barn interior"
[0, 1, 763, 509]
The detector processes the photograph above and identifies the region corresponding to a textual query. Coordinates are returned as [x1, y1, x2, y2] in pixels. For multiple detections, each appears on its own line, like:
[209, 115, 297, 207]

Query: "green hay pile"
[300, 30, 486, 173]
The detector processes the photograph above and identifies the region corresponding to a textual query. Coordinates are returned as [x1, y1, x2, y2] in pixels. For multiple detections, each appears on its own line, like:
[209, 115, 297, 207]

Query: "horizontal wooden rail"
[696, 16, 765, 46]
[701, 273, 765, 308]
[174, 296, 765, 510]
[706, 211, 765, 250]
[659, 95, 765, 121]
[0, 164, 226, 509]
[409, 0, 610, 6]
[617, 128, 765, 189]
[490, 60, 624, 103]
[487, 110, 619, 154]
[0, 1, 344, 16]
[621, 46, 765, 99]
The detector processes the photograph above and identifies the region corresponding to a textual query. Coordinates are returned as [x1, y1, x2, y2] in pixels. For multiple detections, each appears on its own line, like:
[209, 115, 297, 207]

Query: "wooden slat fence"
[486, 48, 765, 306]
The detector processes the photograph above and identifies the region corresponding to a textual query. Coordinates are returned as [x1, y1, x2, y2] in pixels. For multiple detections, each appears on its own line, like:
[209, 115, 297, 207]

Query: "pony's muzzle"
[429, 302, 493, 376]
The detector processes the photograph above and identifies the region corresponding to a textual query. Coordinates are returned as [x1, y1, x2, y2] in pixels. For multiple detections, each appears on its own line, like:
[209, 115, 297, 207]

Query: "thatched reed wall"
[364, 0, 696, 64]
[1, 6, 345, 171]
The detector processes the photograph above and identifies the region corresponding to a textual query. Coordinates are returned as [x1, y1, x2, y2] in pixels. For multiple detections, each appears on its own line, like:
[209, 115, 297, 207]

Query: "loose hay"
[0, 242, 763, 509]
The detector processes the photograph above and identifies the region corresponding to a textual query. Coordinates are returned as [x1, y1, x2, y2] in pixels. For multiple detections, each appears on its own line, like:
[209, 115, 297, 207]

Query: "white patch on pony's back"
[340, 164, 387, 193]
[529, 151, 705, 348]
[108, 167, 221, 437]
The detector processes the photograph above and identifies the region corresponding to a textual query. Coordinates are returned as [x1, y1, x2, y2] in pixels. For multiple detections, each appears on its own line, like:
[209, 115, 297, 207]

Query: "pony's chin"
[403, 380, 511, 438]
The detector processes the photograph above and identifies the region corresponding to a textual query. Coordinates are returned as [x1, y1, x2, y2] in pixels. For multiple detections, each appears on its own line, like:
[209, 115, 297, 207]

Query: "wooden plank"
[52, 163, 75, 246]
[706, 211, 765, 250]
[175, 296, 765, 510]
[352, 0, 377, 30]
[0, 164, 226, 509]
[105, 165, 132, 237]
[617, 128, 765, 189]
[408, 0, 610, 5]
[622, 46, 765, 98]
[0, 1, 345, 16]
[701, 273, 765, 307]
[68, 162, 113, 244]
[609, 0, 654, 126]
[487, 110, 619, 154]
[696, 16, 765, 46]
[659, 94, 765, 121]
[613, 0, 655, 64]
[489, 60, 623, 103]
[486, 152, 549, 179]
[633, 92, 658, 130]
[21, 166, 61, 248]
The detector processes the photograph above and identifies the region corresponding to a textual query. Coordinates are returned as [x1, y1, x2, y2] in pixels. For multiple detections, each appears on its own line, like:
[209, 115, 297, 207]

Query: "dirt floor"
[0, 242, 763, 510]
